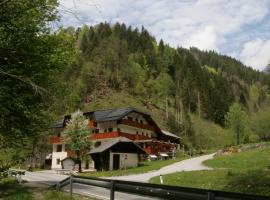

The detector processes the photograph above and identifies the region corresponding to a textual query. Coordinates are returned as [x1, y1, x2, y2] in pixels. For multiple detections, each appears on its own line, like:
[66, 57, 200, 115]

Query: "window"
[104, 128, 107, 133]
[117, 128, 121, 132]
[56, 144, 62, 152]
[135, 118, 138, 122]
[136, 131, 138, 134]
[57, 132, 61, 137]
[95, 129, 99, 133]
[56, 159, 60, 165]
[140, 120, 143, 124]
[127, 116, 133, 121]
[108, 127, 113, 132]
[142, 132, 144, 136]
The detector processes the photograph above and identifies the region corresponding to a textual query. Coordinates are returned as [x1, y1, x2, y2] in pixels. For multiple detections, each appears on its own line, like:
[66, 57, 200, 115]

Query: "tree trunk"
[76, 150, 82, 173]
[166, 96, 168, 119]
[197, 91, 201, 118]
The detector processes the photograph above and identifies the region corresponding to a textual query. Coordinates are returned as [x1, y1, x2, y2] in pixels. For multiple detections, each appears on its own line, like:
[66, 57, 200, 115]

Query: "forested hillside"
[2, 0, 270, 175]
[53, 22, 270, 150]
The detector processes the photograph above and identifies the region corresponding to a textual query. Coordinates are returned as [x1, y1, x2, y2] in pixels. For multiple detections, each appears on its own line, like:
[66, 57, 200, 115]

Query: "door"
[113, 154, 120, 170]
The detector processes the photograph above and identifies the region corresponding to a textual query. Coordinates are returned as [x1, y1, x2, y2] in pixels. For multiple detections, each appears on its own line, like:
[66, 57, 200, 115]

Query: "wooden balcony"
[119, 119, 156, 131]
[91, 131, 119, 140]
[91, 131, 151, 141]
[49, 136, 64, 144]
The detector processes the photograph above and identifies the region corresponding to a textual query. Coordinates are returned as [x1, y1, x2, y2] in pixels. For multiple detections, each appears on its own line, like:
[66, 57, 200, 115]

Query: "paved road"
[23, 171, 158, 200]
[22, 153, 214, 199]
[109, 153, 215, 182]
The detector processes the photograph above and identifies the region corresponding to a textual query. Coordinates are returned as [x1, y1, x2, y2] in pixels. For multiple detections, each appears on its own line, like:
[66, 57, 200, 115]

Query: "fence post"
[159, 174, 163, 184]
[110, 180, 115, 200]
[207, 192, 214, 200]
[70, 173, 73, 197]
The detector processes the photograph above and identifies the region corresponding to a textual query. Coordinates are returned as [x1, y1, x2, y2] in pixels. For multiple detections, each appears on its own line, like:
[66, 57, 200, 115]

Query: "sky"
[59, 0, 270, 71]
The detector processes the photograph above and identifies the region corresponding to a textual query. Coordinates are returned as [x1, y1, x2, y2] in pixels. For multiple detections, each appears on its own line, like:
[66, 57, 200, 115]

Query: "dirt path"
[109, 153, 215, 182]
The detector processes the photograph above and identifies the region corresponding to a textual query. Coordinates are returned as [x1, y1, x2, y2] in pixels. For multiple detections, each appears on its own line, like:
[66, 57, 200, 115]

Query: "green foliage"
[58, 22, 270, 151]
[64, 110, 92, 172]
[191, 115, 233, 149]
[250, 109, 270, 141]
[0, 178, 93, 200]
[0, 0, 75, 167]
[225, 103, 249, 145]
[64, 110, 91, 151]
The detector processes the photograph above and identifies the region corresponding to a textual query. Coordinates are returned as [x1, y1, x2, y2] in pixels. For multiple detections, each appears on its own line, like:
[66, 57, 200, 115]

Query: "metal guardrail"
[6, 168, 26, 183]
[56, 175, 270, 200]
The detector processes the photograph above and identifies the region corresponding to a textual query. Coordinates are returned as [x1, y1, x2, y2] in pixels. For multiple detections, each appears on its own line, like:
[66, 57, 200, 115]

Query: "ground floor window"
[56, 144, 62, 152]
[56, 158, 60, 165]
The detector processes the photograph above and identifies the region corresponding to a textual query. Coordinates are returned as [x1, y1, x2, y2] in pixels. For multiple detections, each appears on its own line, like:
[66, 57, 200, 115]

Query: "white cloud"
[59, 0, 269, 70]
[240, 38, 270, 71]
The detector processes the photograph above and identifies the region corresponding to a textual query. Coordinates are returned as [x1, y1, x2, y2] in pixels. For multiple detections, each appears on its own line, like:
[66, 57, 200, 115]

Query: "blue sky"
[59, 0, 270, 71]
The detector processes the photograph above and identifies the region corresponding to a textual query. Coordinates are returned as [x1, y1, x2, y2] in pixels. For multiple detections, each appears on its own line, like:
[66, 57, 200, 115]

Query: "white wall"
[52, 144, 67, 169]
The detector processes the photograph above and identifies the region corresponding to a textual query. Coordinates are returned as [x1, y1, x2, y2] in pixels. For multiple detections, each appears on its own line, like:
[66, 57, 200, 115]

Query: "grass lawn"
[0, 178, 95, 200]
[149, 144, 270, 196]
[80, 155, 188, 177]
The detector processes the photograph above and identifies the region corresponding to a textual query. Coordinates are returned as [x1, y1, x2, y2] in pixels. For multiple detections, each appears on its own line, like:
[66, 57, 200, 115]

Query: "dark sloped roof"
[50, 107, 160, 132]
[89, 137, 146, 154]
[49, 120, 65, 128]
[93, 107, 149, 123]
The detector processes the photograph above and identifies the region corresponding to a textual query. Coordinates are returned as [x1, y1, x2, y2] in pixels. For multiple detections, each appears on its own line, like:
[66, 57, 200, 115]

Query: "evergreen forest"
[1, 0, 270, 170]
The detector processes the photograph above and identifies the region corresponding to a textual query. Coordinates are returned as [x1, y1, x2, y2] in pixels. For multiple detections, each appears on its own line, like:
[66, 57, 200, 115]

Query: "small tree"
[225, 103, 249, 145]
[64, 110, 91, 172]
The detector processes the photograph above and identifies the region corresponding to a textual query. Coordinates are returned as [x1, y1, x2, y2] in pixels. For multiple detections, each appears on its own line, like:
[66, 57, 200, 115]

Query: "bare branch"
[0, 69, 48, 95]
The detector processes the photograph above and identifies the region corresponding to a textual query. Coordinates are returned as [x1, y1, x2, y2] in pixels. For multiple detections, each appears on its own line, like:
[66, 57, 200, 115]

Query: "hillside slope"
[53, 22, 270, 150]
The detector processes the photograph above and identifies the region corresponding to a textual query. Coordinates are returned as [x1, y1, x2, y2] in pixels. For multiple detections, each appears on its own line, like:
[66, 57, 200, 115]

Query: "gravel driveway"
[109, 153, 215, 182]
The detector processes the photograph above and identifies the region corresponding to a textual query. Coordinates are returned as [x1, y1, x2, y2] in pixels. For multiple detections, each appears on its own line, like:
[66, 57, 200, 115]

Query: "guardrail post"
[207, 192, 214, 200]
[110, 180, 115, 200]
[159, 174, 163, 184]
[70, 173, 73, 196]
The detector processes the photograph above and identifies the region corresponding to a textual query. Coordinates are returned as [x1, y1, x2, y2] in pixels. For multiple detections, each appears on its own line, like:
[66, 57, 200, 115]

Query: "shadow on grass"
[222, 169, 270, 196]
[0, 178, 33, 200]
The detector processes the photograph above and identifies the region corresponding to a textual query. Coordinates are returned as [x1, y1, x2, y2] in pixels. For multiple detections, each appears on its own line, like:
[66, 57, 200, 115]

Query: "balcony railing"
[91, 131, 151, 140]
[49, 136, 64, 144]
[119, 119, 156, 131]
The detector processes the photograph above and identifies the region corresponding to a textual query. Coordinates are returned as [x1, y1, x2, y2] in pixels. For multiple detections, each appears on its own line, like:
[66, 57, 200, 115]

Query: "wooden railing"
[91, 131, 119, 140]
[119, 119, 156, 131]
[91, 131, 151, 141]
[49, 136, 64, 144]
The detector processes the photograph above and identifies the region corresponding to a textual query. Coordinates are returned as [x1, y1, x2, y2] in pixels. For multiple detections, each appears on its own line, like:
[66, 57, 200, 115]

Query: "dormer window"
[135, 118, 138, 122]
[127, 116, 133, 121]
